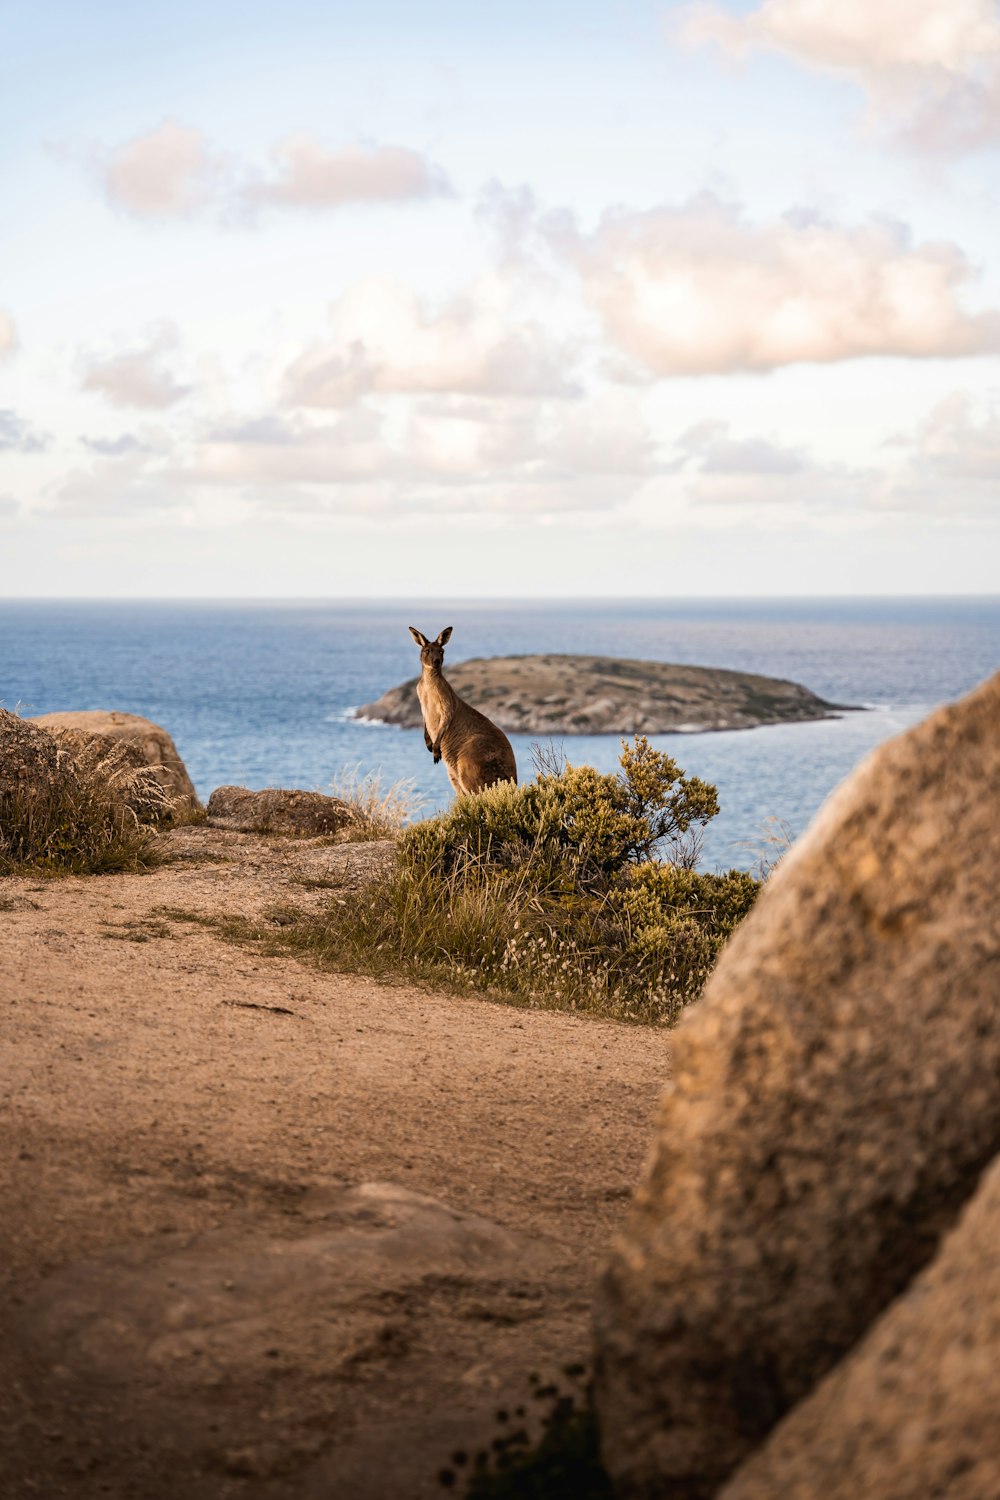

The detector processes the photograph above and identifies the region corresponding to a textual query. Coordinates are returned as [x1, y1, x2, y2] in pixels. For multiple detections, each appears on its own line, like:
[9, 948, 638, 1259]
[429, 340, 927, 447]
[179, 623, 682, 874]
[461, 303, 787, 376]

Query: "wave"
[330, 708, 394, 728]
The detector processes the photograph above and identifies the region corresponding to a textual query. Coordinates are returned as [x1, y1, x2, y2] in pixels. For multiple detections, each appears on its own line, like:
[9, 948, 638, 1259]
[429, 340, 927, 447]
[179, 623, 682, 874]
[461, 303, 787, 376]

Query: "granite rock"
[355, 654, 850, 737]
[0, 707, 75, 798]
[32, 710, 200, 817]
[593, 671, 1000, 1498]
[720, 1151, 1000, 1500]
[207, 785, 352, 836]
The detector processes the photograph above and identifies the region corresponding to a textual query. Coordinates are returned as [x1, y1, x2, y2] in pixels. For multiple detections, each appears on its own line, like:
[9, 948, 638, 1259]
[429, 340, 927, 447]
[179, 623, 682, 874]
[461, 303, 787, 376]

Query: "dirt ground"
[0, 826, 672, 1499]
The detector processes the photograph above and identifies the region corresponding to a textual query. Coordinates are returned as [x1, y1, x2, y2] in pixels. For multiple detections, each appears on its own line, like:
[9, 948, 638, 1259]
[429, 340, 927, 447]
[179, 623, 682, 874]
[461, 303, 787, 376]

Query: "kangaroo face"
[409, 625, 453, 671]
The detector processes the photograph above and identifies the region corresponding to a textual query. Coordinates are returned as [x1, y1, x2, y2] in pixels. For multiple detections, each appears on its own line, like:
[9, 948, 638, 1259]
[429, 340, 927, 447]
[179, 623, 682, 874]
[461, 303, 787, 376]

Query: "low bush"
[273, 738, 758, 1024]
[405, 735, 719, 881]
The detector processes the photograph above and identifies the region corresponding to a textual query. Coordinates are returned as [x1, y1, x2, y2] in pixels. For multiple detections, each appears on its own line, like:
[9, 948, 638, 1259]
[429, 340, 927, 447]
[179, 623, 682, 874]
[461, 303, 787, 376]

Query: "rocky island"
[354, 654, 854, 736]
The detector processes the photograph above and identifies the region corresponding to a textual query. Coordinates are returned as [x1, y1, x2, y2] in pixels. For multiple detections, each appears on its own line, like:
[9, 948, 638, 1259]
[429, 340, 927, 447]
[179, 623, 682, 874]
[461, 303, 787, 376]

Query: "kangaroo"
[408, 626, 517, 794]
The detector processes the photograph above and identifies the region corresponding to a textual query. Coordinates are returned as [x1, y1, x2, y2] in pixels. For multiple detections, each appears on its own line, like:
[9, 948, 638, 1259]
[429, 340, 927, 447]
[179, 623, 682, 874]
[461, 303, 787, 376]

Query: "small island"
[353, 654, 856, 736]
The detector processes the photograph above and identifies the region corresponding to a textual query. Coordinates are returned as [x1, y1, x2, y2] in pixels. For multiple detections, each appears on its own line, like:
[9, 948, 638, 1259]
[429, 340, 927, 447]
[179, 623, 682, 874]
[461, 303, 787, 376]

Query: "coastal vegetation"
[268, 736, 759, 1024]
[0, 709, 169, 875]
[2, 704, 759, 1023]
[0, 708, 417, 875]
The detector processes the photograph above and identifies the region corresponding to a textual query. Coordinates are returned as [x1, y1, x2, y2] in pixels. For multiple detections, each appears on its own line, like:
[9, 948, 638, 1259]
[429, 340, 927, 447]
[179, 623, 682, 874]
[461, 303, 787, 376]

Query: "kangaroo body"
[409, 627, 517, 795]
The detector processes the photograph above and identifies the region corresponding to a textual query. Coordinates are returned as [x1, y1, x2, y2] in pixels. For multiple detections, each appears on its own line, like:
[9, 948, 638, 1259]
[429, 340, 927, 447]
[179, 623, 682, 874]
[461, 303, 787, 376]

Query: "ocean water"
[1, 597, 997, 872]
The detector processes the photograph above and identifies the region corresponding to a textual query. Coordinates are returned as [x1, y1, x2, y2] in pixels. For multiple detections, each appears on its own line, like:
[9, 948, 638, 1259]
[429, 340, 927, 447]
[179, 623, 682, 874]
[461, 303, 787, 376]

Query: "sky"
[2, 0, 999, 597]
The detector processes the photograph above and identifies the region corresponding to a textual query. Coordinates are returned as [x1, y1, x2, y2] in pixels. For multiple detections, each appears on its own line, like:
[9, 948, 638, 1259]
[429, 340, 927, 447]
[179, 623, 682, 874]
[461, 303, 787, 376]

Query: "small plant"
[59, 734, 173, 828]
[529, 740, 567, 779]
[439, 1367, 612, 1498]
[0, 764, 164, 875]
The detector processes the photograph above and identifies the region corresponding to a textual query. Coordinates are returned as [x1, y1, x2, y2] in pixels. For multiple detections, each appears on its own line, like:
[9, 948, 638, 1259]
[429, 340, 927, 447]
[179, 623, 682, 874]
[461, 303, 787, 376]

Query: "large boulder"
[31, 711, 200, 818]
[206, 785, 352, 837]
[593, 672, 1000, 1499]
[719, 1151, 1000, 1500]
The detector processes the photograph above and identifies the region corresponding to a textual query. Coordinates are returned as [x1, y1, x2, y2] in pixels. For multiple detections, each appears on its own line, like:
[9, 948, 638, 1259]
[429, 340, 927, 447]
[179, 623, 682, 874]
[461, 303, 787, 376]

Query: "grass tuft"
[0, 731, 167, 876]
[329, 764, 428, 842]
[737, 814, 796, 880]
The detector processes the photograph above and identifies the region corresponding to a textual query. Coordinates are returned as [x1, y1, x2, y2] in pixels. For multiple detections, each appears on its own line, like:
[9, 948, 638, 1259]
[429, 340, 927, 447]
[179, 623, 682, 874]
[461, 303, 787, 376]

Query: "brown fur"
[408, 627, 517, 794]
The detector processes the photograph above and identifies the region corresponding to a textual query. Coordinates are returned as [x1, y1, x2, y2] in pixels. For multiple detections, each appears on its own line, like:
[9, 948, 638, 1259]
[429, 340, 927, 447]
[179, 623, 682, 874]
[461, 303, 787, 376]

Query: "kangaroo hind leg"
[443, 759, 466, 795]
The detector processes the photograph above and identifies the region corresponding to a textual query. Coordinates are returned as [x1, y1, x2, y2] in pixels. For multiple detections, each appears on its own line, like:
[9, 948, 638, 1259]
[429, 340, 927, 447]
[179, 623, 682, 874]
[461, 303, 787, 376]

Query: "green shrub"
[606, 861, 759, 950]
[405, 736, 718, 882]
[266, 738, 758, 1024]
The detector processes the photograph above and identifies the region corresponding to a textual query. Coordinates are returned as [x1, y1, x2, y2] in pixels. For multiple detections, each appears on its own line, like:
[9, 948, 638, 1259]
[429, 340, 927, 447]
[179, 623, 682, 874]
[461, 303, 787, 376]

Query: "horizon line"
[0, 592, 997, 606]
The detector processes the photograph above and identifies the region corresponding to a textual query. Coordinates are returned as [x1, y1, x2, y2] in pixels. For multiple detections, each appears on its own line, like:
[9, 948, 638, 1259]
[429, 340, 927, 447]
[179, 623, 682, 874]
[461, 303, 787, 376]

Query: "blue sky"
[2, 0, 999, 595]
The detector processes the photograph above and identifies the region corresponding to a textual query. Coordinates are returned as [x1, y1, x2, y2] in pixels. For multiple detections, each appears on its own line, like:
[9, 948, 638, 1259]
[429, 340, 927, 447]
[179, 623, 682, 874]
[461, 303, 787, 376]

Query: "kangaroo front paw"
[432, 742, 442, 763]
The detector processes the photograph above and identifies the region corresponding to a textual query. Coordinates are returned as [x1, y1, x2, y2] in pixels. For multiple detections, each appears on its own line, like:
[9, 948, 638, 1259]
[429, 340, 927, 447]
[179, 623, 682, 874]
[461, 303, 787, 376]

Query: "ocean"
[2, 597, 997, 872]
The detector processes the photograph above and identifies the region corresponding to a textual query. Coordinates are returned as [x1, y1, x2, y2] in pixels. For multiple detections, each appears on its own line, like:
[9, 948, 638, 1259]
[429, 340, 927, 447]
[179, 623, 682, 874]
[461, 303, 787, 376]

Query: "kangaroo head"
[409, 625, 453, 670]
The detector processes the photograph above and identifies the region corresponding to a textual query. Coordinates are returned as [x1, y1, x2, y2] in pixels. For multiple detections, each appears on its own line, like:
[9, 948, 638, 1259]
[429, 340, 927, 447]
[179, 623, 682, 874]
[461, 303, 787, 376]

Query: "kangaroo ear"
[436, 626, 453, 646]
[409, 626, 429, 647]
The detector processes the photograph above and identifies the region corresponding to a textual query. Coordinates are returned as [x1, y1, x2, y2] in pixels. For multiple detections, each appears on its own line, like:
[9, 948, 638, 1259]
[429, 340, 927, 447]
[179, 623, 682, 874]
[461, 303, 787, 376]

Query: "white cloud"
[652, 397, 1000, 520]
[81, 327, 190, 409]
[561, 195, 1000, 375]
[99, 119, 219, 219]
[874, 390, 1000, 512]
[47, 446, 178, 516]
[656, 417, 864, 511]
[38, 384, 996, 532]
[242, 136, 451, 210]
[0, 409, 49, 453]
[913, 390, 1000, 478]
[192, 408, 386, 487]
[283, 276, 578, 405]
[681, 0, 1000, 153]
[672, 419, 807, 475]
[0, 494, 18, 517]
[79, 432, 152, 456]
[401, 390, 656, 484]
[169, 385, 658, 520]
[93, 123, 450, 222]
[527, 396, 658, 477]
[0, 310, 16, 358]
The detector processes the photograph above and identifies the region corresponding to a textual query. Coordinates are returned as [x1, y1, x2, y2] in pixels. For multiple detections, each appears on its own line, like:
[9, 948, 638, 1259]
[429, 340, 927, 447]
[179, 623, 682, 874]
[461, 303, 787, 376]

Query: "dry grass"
[258, 854, 757, 1025]
[330, 765, 427, 842]
[738, 815, 797, 880]
[0, 739, 169, 876]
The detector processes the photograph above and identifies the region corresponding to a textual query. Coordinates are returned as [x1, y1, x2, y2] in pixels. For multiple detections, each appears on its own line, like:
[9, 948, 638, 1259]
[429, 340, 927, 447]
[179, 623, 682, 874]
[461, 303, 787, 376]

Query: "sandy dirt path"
[0, 828, 671, 1498]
